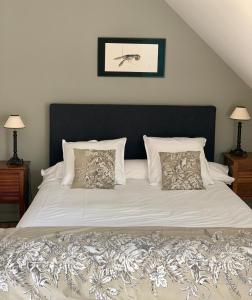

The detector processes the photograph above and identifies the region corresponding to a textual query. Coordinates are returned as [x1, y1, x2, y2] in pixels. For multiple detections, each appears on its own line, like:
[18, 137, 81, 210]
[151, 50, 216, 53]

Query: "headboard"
[50, 104, 216, 166]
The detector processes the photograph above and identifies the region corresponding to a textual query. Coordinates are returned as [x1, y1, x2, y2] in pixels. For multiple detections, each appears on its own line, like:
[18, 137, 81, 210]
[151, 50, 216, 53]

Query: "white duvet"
[18, 178, 252, 228]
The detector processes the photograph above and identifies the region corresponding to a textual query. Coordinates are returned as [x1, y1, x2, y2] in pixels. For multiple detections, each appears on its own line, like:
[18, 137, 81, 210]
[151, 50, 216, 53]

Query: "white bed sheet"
[18, 179, 252, 228]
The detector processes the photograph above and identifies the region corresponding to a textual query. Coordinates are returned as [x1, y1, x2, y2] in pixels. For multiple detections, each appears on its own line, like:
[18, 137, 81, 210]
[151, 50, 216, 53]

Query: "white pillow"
[208, 162, 234, 184]
[62, 137, 127, 186]
[41, 161, 64, 182]
[125, 159, 148, 179]
[143, 135, 213, 187]
[208, 161, 229, 175]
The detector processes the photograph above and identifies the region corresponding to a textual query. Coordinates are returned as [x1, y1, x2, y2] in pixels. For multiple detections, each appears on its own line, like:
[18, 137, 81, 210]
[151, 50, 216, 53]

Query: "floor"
[244, 200, 252, 209]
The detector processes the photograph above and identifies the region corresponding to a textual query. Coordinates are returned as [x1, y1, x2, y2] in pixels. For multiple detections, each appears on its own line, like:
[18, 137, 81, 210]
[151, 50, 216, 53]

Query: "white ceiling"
[165, 0, 252, 88]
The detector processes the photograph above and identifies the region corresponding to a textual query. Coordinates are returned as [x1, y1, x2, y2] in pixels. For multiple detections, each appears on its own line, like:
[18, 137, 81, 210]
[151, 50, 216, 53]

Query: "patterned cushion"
[159, 151, 204, 190]
[71, 149, 115, 189]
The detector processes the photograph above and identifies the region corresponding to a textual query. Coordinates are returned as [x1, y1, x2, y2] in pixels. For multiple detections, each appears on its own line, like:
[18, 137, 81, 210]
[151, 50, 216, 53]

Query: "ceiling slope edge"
[165, 0, 252, 89]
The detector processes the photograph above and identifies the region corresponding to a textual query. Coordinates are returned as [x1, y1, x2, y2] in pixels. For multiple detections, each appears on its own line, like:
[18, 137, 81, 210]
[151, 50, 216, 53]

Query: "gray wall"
[0, 0, 251, 221]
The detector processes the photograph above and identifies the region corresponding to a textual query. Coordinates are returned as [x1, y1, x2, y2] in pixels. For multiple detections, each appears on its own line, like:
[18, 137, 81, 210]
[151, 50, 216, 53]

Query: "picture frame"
[98, 37, 166, 77]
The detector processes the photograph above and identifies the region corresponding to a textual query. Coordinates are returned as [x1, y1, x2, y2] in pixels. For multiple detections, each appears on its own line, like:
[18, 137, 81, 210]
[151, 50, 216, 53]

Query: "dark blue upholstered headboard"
[49, 104, 216, 166]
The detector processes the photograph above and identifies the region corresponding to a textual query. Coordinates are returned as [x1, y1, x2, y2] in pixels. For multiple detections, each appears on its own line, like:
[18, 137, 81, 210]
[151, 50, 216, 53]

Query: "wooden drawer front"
[238, 171, 252, 178]
[0, 171, 22, 202]
[0, 192, 19, 202]
[236, 179, 252, 197]
[238, 160, 252, 173]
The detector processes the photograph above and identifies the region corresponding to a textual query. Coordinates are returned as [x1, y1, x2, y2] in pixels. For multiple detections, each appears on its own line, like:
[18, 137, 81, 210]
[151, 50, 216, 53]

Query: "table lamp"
[4, 115, 25, 165]
[230, 106, 250, 156]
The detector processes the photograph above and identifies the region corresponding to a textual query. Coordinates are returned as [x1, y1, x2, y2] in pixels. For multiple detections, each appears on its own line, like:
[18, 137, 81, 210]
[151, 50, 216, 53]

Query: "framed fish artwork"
[98, 38, 166, 77]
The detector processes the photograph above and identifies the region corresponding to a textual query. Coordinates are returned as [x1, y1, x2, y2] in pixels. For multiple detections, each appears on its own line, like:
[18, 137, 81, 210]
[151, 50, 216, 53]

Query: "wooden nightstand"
[224, 153, 252, 206]
[0, 161, 30, 219]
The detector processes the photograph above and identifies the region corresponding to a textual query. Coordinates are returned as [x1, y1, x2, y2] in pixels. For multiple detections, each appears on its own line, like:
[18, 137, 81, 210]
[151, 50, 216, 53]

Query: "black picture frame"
[98, 37, 166, 77]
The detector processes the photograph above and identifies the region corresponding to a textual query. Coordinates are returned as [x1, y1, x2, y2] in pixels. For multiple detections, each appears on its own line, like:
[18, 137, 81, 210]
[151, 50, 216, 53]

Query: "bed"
[1, 104, 252, 300]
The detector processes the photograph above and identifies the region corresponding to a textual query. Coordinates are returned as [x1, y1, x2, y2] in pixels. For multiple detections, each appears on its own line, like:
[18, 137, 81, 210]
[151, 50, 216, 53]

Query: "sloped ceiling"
[165, 0, 252, 88]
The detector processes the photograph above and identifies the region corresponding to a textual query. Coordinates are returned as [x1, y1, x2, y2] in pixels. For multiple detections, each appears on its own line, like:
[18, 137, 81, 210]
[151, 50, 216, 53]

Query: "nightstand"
[0, 161, 30, 219]
[224, 153, 252, 206]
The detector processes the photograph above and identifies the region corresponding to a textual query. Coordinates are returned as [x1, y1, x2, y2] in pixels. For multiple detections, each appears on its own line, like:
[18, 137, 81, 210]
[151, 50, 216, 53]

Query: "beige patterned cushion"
[71, 149, 115, 189]
[159, 151, 204, 190]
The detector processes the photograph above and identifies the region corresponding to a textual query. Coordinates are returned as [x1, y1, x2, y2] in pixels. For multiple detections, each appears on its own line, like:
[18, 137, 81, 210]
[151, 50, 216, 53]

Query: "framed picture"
[98, 37, 166, 77]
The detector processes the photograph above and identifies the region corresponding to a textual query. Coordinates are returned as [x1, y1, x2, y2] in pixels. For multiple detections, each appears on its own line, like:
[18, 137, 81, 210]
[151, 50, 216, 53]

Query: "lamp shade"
[230, 106, 251, 121]
[4, 115, 25, 129]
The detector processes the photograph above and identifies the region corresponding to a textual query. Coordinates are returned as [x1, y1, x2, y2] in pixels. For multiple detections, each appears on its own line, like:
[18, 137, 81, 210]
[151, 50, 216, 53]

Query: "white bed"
[18, 178, 252, 228]
[4, 104, 252, 300]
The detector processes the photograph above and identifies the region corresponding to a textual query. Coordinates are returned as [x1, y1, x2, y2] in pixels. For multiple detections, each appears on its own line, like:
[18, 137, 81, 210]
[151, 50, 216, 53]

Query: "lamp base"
[230, 148, 247, 157]
[7, 156, 24, 166]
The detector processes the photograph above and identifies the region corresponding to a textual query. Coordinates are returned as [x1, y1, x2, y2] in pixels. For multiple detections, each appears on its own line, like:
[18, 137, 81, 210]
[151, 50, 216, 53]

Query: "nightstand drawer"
[0, 171, 22, 202]
[0, 161, 30, 219]
[224, 153, 252, 205]
[229, 166, 252, 178]
[237, 171, 252, 178]
[0, 192, 19, 202]
[238, 160, 252, 173]
[0, 171, 21, 191]
[236, 179, 252, 197]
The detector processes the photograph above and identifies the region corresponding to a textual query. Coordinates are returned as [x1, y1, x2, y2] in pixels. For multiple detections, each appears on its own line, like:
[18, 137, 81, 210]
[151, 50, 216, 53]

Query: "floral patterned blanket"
[0, 227, 252, 300]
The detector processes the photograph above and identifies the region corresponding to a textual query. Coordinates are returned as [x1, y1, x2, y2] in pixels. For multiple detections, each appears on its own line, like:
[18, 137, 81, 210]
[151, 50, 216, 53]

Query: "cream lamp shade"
[229, 106, 250, 156]
[230, 106, 251, 121]
[4, 114, 25, 165]
[4, 115, 25, 129]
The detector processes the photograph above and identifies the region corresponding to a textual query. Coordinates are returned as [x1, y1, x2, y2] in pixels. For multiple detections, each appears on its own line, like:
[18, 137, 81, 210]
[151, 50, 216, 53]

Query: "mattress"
[18, 179, 252, 228]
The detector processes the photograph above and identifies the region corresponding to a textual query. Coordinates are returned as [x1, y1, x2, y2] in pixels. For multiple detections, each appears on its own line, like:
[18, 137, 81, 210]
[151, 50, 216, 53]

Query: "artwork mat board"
[98, 37, 166, 77]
